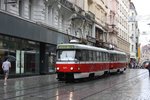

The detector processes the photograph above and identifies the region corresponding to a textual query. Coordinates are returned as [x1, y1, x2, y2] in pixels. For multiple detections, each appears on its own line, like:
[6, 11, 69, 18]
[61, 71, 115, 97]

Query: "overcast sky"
[132, 0, 150, 45]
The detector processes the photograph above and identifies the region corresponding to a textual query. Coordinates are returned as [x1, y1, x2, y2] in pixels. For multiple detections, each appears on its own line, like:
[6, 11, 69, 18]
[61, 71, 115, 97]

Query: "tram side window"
[114, 54, 116, 61]
[118, 55, 120, 61]
[75, 50, 81, 60]
[115, 54, 117, 61]
[101, 52, 104, 61]
[76, 50, 82, 61]
[93, 51, 96, 61]
[89, 50, 93, 61]
[120, 55, 122, 61]
[103, 52, 106, 61]
[112, 54, 114, 61]
[102, 52, 105, 61]
[92, 51, 94, 61]
[99, 52, 102, 61]
[96, 51, 100, 61]
[106, 53, 108, 61]
[111, 54, 113, 61]
[120, 55, 124, 61]
[101, 52, 103, 61]
[122, 55, 125, 61]
[104, 53, 107, 61]
[117, 55, 119, 61]
[82, 50, 87, 61]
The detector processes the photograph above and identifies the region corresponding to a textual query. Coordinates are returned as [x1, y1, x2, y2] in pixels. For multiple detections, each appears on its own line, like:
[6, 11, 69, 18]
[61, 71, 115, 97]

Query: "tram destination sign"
[58, 45, 75, 49]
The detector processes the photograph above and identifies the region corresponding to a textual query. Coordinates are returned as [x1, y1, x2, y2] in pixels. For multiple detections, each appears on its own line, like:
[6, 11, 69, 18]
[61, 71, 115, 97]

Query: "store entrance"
[0, 35, 40, 76]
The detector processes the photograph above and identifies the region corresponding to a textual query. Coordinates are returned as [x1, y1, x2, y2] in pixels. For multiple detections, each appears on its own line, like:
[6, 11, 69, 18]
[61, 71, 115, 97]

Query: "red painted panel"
[55, 63, 109, 73]
[55, 62, 127, 73]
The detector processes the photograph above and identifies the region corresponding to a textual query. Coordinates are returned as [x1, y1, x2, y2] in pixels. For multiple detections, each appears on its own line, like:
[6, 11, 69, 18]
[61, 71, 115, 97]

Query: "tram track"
[2, 69, 148, 100]
[80, 71, 148, 100]
[46, 70, 149, 100]
[1, 80, 69, 100]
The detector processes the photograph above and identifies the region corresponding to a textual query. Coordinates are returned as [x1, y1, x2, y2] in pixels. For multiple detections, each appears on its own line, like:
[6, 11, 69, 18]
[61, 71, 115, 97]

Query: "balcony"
[96, 39, 110, 49]
[85, 11, 95, 20]
[87, 35, 96, 43]
[60, 0, 76, 11]
[108, 24, 118, 34]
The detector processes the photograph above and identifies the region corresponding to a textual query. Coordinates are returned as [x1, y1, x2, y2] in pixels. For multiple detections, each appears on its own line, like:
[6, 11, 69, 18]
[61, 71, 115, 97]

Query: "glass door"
[48, 52, 56, 73]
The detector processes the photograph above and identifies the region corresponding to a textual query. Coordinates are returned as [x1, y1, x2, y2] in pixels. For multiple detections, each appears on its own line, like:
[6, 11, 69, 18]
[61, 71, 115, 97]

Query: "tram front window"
[57, 50, 76, 61]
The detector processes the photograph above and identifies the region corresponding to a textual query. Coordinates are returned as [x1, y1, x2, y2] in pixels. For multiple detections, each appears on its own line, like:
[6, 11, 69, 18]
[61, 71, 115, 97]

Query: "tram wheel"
[104, 71, 109, 75]
[89, 73, 95, 79]
[65, 73, 74, 82]
[117, 69, 120, 73]
[57, 73, 65, 81]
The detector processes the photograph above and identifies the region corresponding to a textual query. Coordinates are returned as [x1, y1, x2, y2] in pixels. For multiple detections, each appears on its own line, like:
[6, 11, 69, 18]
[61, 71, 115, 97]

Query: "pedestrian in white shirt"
[2, 58, 11, 86]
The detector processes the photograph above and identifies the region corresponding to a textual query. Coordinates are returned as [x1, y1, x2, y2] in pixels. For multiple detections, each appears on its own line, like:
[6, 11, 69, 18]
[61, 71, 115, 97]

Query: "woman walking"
[2, 58, 11, 86]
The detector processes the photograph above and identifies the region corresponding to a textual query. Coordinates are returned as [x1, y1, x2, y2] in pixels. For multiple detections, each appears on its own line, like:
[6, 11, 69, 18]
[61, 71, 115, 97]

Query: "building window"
[132, 45, 134, 52]
[132, 13, 134, 17]
[0, 35, 40, 75]
[0, 0, 6, 10]
[29, 0, 33, 20]
[19, 0, 23, 17]
[59, 14, 64, 30]
[53, 9, 59, 27]
[47, 6, 52, 25]
[132, 23, 134, 31]
[0, 0, 1, 9]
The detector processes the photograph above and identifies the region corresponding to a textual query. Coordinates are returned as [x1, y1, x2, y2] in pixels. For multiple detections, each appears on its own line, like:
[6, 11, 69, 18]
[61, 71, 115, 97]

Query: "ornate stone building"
[107, 0, 118, 49]
[84, 0, 109, 48]
[117, 0, 130, 53]
[129, 1, 139, 62]
[0, 0, 137, 76]
[0, 0, 95, 76]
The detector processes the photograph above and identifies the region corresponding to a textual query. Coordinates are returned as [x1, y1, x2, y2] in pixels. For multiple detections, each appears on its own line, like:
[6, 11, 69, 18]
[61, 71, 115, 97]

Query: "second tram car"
[55, 43, 127, 81]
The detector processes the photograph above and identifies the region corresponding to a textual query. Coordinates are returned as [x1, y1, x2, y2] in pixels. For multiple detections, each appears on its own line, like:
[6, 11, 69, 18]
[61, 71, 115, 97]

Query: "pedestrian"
[2, 57, 11, 86]
[145, 62, 150, 75]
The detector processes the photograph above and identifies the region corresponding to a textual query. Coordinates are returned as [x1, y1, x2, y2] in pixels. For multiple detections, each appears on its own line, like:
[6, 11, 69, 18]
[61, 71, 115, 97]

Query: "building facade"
[129, 1, 140, 67]
[107, 0, 118, 49]
[117, 0, 130, 53]
[0, 0, 135, 77]
[86, 0, 110, 48]
[141, 44, 150, 64]
[0, 0, 94, 76]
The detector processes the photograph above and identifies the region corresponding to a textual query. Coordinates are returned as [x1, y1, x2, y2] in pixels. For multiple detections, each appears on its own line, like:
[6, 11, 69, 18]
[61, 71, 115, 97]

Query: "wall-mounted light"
[58, 4, 61, 9]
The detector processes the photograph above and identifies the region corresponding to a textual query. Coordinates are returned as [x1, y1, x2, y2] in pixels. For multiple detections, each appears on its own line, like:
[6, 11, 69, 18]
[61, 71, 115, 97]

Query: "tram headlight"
[78, 67, 80, 70]
[70, 67, 74, 70]
[56, 67, 59, 70]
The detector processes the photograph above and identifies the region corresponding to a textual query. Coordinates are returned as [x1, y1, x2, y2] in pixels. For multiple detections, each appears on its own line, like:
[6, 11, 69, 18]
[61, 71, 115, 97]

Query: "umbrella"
[4, 55, 16, 62]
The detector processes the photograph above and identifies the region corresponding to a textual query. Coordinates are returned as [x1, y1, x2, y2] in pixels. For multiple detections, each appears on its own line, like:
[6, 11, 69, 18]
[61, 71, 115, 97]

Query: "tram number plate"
[63, 67, 67, 69]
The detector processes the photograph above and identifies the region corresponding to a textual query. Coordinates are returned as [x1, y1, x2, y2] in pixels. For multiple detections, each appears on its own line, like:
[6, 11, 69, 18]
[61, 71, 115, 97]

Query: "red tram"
[55, 43, 128, 81]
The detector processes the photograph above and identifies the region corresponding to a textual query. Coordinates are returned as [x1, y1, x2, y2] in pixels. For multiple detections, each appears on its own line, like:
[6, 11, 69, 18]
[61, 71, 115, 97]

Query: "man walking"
[2, 58, 11, 86]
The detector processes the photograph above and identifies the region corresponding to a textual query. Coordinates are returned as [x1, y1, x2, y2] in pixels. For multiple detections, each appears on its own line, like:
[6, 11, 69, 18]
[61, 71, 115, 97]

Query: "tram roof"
[108, 50, 126, 55]
[57, 43, 108, 52]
